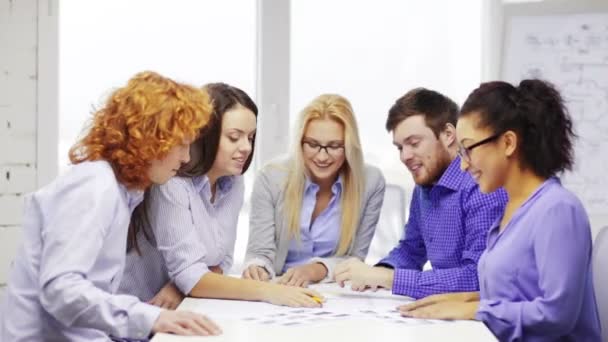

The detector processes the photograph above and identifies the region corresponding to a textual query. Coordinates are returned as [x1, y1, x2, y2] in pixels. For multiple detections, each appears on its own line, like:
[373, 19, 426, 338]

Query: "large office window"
[59, 0, 256, 170]
[58, 0, 485, 270]
[59, 0, 256, 268]
[291, 0, 483, 261]
[291, 0, 483, 187]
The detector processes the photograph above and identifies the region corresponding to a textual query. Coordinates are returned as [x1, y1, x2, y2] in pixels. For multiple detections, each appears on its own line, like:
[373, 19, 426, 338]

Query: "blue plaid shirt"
[378, 157, 507, 299]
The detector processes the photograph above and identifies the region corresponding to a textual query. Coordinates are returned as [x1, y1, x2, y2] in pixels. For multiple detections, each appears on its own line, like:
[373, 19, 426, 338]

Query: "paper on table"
[241, 308, 356, 327]
[310, 282, 413, 301]
[178, 282, 448, 328]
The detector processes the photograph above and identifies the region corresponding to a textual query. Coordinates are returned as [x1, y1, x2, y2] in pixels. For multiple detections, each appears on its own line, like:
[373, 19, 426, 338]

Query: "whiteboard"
[502, 11, 608, 237]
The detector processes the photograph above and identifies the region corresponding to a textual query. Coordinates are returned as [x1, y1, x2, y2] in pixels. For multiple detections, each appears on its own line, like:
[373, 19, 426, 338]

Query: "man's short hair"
[386, 88, 459, 137]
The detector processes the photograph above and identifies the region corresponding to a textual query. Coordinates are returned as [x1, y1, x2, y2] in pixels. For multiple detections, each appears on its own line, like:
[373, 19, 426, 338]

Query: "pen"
[311, 296, 323, 305]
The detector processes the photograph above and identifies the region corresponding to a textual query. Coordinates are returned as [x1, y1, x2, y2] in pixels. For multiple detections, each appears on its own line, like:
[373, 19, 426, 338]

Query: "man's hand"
[335, 258, 394, 291]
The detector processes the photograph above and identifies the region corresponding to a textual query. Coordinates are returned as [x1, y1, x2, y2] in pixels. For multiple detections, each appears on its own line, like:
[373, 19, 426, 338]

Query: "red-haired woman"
[0, 71, 221, 341]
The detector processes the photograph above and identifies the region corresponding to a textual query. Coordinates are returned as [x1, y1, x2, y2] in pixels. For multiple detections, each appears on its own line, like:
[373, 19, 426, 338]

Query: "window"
[58, 0, 485, 269]
[59, 0, 256, 269]
[291, 0, 483, 261]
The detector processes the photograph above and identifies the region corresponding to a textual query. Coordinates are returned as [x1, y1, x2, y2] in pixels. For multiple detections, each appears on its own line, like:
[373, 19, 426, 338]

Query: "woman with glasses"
[242, 94, 386, 287]
[399, 79, 601, 341]
[119, 83, 324, 309]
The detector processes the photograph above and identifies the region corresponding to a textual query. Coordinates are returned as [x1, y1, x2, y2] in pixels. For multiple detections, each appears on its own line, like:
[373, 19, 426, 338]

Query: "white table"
[152, 283, 497, 342]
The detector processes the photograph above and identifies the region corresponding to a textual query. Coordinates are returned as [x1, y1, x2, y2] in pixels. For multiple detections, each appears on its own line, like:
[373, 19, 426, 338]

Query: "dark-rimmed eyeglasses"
[302, 140, 345, 157]
[457, 133, 502, 162]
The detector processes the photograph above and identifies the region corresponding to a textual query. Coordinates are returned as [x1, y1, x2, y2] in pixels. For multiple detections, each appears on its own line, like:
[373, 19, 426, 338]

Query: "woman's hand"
[397, 291, 479, 313]
[152, 310, 222, 336]
[276, 263, 328, 287]
[208, 265, 223, 274]
[399, 300, 480, 320]
[148, 282, 185, 310]
[261, 283, 325, 308]
[242, 265, 271, 281]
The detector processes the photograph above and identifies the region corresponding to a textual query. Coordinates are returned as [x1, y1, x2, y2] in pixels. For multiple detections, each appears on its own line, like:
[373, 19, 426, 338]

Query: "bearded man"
[335, 88, 507, 299]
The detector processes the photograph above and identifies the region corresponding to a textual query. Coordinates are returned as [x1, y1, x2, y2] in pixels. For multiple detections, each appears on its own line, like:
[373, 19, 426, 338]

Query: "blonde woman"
[243, 94, 386, 287]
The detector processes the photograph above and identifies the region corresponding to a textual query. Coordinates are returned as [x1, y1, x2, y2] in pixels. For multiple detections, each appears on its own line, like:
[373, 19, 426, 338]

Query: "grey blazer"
[244, 157, 386, 280]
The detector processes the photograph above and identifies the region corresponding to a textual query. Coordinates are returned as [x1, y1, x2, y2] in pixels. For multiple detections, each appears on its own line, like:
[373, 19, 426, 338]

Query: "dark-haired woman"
[0, 71, 220, 340]
[398, 79, 601, 341]
[119, 83, 323, 309]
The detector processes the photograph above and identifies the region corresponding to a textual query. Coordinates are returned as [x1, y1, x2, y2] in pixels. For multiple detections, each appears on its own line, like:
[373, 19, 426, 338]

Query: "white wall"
[0, 0, 58, 285]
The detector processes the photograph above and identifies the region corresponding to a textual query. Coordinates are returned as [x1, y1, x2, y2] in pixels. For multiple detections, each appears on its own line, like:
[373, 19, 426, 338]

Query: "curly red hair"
[69, 71, 212, 189]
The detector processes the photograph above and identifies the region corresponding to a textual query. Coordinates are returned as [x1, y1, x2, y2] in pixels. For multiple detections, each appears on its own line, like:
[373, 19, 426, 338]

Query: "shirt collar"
[192, 175, 235, 195]
[487, 176, 559, 237]
[217, 176, 235, 192]
[120, 186, 144, 212]
[434, 156, 465, 191]
[305, 174, 343, 196]
[515, 176, 560, 212]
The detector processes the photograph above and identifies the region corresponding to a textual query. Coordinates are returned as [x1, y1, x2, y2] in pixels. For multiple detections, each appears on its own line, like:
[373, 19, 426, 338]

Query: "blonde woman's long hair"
[283, 94, 365, 256]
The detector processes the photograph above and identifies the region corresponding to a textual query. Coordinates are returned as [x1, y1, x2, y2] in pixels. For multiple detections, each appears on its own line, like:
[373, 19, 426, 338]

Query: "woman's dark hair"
[127, 82, 258, 254]
[460, 79, 575, 179]
[179, 82, 258, 177]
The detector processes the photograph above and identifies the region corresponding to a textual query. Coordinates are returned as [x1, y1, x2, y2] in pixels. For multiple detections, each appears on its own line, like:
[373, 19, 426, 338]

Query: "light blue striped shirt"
[119, 175, 244, 301]
[283, 177, 342, 272]
[0, 161, 161, 342]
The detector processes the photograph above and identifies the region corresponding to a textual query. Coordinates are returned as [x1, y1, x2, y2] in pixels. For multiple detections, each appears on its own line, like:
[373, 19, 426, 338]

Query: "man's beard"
[416, 145, 452, 187]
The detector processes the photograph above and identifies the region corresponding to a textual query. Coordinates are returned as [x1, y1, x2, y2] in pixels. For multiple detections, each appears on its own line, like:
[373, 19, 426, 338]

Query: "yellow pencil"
[311, 296, 323, 304]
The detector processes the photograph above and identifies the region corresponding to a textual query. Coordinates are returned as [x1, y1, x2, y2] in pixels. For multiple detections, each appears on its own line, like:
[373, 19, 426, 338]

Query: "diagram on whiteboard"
[503, 13, 608, 222]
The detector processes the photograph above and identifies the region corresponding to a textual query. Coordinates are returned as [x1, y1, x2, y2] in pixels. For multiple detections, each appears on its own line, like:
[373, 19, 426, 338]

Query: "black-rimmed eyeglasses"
[457, 133, 502, 162]
[302, 140, 345, 157]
